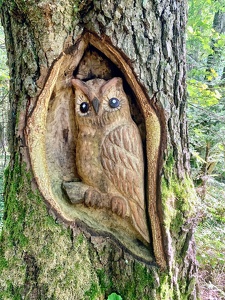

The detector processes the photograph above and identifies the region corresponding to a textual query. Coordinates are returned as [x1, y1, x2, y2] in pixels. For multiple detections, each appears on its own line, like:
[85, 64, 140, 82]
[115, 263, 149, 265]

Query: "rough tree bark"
[0, 1, 198, 299]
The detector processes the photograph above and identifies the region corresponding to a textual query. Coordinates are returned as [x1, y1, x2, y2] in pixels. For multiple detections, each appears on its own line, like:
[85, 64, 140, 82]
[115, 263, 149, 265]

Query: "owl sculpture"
[71, 77, 150, 244]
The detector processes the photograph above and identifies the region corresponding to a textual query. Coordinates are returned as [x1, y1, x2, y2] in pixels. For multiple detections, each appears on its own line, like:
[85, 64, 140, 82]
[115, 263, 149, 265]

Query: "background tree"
[0, 1, 198, 299]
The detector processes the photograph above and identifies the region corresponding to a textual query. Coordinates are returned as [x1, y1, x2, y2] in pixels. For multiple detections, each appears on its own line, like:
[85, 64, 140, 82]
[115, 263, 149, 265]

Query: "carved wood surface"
[26, 34, 163, 264]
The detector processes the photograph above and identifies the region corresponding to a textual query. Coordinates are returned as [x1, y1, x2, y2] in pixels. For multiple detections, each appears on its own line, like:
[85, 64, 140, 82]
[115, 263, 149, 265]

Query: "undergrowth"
[0, 157, 7, 231]
[195, 178, 225, 300]
[0, 166, 3, 231]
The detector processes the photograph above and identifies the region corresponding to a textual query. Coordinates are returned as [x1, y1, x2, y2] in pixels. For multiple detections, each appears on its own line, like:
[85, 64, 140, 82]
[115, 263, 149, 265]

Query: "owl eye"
[109, 98, 120, 109]
[80, 102, 89, 114]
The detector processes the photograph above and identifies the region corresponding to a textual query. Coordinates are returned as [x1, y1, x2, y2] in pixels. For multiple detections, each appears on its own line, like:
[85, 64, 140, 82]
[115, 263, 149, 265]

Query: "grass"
[195, 178, 225, 300]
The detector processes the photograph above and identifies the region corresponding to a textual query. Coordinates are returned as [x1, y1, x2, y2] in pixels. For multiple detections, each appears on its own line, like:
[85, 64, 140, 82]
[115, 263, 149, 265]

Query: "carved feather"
[102, 124, 144, 203]
[101, 124, 149, 242]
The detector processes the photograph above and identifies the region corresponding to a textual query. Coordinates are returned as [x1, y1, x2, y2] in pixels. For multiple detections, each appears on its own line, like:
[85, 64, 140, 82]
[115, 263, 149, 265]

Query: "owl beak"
[92, 97, 100, 114]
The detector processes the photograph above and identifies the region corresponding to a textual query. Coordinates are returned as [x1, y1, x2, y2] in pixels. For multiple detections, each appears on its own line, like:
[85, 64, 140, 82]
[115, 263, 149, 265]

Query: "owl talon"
[62, 181, 88, 204]
[84, 189, 102, 208]
[111, 196, 127, 218]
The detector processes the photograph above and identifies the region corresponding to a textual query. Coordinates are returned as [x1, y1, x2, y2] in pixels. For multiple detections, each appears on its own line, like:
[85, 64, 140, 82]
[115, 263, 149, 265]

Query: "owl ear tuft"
[72, 79, 90, 98]
[101, 77, 123, 94]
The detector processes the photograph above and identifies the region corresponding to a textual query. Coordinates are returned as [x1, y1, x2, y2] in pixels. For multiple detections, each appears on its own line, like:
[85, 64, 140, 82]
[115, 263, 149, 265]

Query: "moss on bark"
[0, 153, 197, 299]
[0, 156, 158, 299]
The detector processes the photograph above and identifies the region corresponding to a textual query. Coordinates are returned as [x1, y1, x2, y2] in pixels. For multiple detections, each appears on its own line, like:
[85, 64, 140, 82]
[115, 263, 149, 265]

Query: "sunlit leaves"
[187, 0, 225, 75]
[188, 79, 221, 106]
[187, 0, 225, 183]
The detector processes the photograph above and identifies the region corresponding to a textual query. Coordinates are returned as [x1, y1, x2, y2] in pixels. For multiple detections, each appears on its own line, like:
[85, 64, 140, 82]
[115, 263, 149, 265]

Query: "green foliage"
[196, 180, 225, 266]
[187, 0, 225, 297]
[187, 0, 225, 183]
[195, 179, 225, 298]
[188, 0, 225, 58]
[187, 79, 221, 107]
[107, 292, 123, 300]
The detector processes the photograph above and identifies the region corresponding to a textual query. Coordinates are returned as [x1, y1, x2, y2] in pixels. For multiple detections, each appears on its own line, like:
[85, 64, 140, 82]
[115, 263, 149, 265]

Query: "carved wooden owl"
[72, 77, 150, 243]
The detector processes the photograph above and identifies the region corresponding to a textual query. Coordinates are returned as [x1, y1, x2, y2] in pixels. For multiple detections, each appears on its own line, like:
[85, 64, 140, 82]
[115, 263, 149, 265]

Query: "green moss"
[0, 281, 23, 300]
[2, 157, 28, 249]
[0, 236, 8, 272]
[73, 3, 79, 14]
[84, 282, 101, 300]
[7, 282, 22, 300]
[113, 262, 159, 300]
[159, 271, 196, 300]
[134, 263, 155, 288]
[162, 175, 196, 235]
[83, 262, 164, 300]
[160, 152, 198, 298]
[83, 267, 112, 299]
[161, 152, 197, 232]
[158, 273, 173, 299]
[96, 269, 108, 292]
[0, 154, 100, 298]
[0, 149, 196, 299]
[3, 164, 9, 181]
[76, 233, 84, 245]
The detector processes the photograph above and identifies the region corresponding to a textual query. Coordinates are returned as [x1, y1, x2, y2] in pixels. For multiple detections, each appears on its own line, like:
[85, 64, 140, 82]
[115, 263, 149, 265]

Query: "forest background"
[0, 0, 224, 299]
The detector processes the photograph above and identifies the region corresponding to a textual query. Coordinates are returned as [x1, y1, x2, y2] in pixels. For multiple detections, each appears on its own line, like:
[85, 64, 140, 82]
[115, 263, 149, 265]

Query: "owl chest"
[76, 130, 104, 181]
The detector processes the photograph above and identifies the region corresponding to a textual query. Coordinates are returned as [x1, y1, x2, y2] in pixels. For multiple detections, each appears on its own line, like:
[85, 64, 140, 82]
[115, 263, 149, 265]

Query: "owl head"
[72, 77, 132, 128]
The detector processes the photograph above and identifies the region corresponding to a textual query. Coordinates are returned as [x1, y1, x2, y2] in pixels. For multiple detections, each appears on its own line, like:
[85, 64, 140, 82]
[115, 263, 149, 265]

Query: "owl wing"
[101, 124, 150, 243]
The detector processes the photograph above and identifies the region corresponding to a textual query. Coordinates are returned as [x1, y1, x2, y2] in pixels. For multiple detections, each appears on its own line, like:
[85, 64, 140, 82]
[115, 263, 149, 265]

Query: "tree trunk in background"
[0, 1, 198, 299]
[206, 10, 225, 80]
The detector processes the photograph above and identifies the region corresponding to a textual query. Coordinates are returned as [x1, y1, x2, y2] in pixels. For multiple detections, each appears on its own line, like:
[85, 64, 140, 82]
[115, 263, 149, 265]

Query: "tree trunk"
[0, 1, 198, 299]
[206, 10, 225, 81]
